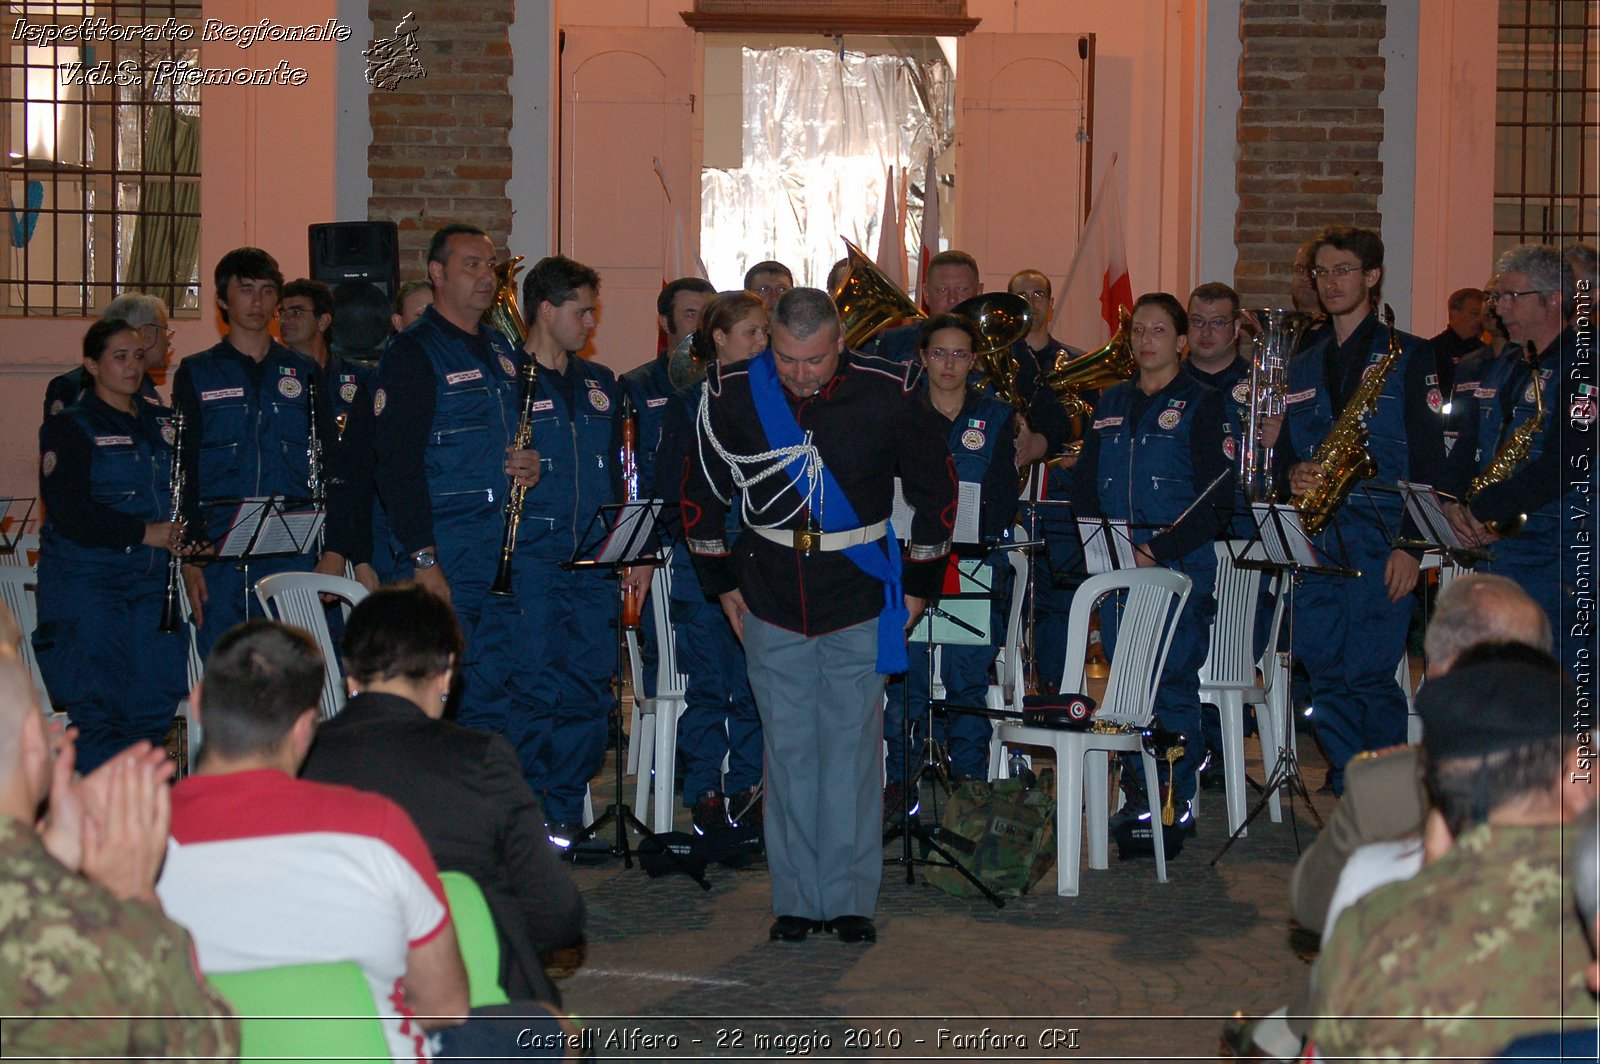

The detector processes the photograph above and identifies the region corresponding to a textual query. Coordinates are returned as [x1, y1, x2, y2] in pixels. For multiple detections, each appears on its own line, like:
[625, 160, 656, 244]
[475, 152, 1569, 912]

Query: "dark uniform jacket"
[299, 691, 585, 1005]
[683, 350, 956, 635]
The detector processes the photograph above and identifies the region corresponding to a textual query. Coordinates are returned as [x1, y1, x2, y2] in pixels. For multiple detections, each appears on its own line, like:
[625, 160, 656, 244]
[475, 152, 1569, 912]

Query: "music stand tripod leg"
[568, 570, 710, 891]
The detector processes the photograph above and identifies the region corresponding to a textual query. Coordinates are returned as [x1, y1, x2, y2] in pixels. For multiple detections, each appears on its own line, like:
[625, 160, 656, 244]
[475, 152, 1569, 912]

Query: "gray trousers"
[743, 615, 886, 920]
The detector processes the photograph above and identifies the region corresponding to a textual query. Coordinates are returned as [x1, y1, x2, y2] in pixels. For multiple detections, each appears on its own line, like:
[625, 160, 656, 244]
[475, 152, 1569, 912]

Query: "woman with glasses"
[883, 312, 1019, 802]
[33, 317, 191, 773]
[1073, 292, 1238, 832]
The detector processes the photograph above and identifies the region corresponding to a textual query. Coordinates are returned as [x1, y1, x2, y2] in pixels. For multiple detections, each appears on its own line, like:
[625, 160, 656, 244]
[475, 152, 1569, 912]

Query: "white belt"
[752, 521, 887, 554]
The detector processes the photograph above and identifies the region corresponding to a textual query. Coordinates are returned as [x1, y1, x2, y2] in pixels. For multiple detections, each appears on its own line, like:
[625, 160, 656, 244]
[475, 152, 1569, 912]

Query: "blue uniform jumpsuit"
[173, 340, 324, 656]
[1075, 372, 1237, 808]
[485, 354, 623, 827]
[884, 389, 1017, 782]
[34, 394, 189, 772]
[1280, 316, 1443, 793]
[1009, 336, 1092, 695]
[372, 308, 529, 774]
[1448, 327, 1594, 679]
[652, 380, 765, 809]
[621, 352, 673, 700]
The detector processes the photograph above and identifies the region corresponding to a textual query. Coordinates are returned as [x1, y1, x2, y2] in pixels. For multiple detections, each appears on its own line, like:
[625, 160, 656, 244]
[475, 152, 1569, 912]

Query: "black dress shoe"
[768, 915, 819, 942]
[825, 916, 876, 943]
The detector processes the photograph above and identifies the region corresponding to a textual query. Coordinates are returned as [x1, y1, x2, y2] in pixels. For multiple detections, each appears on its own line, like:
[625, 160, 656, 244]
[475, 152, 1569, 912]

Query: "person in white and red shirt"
[157, 620, 468, 1063]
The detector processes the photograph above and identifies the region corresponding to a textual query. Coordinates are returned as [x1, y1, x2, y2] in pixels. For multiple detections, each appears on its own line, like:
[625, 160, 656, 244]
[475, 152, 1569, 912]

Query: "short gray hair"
[1495, 243, 1569, 316]
[772, 287, 841, 341]
[102, 292, 168, 329]
[1425, 573, 1552, 669]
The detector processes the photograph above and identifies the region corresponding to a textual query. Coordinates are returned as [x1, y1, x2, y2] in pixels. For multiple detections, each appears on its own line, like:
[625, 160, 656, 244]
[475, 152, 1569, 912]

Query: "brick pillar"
[1235, 1, 1387, 308]
[367, 2, 515, 278]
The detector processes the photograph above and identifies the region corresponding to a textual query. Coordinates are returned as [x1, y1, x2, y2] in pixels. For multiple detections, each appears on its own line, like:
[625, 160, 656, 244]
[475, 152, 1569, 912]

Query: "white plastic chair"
[990, 568, 1192, 897]
[0, 563, 53, 713]
[1197, 541, 1275, 837]
[625, 564, 690, 833]
[254, 572, 369, 719]
[982, 531, 1030, 779]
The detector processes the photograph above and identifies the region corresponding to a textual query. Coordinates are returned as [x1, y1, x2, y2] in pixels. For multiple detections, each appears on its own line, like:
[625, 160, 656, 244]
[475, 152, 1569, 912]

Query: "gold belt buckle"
[794, 529, 817, 555]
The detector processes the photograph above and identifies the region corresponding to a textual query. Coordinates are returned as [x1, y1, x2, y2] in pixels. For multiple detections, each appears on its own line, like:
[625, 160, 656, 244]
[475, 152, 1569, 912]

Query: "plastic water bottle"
[1008, 752, 1028, 779]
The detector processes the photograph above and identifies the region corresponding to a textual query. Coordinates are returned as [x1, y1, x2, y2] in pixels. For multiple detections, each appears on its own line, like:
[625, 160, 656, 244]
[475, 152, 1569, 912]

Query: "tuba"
[1293, 304, 1402, 535]
[832, 238, 922, 349]
[486, 256, 528, 346]
[666, 331, 703, 390]
[951, 292, 1033, 411]
[1239, 308, 1313, 502]
[1040, 304, 1136, 445]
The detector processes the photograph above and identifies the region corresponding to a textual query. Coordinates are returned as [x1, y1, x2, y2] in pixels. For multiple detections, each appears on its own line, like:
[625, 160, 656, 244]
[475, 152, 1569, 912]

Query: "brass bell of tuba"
[486, 255, 528, 345]
[1041, 304, 1136, 433]
[949, 292, 1033, 411]
[832, 238, 922, 349]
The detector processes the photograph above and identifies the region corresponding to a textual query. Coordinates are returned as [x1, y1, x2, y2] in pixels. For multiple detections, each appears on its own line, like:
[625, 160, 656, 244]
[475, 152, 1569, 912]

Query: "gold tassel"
[1162, 746, 1182, 827]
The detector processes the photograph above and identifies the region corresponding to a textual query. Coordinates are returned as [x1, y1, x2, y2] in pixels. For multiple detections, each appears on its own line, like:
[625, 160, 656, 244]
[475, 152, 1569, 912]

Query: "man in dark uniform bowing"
[684, 287, 955, 945]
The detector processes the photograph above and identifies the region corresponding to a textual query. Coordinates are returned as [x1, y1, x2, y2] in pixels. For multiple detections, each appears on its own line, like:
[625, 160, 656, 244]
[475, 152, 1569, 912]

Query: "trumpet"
[158, 409, 187, 634]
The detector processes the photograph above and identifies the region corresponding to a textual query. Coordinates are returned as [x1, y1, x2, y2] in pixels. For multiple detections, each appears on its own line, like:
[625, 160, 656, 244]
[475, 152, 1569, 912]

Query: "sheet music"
[1077, 518, 1136, 574]
[1396, 481, 1469, 552]
[908, 557, 992, 645]
[894, 478, 982, 544]
[593, 500, 660, 565]
[1250, 503, 1322, 567]
[216, 498, 324, 558]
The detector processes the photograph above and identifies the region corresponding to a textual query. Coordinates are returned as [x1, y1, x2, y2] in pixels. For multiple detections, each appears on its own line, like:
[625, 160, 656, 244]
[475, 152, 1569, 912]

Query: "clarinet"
[306, 377, 326, 555]
[620, 391, 643, 629]
[490, 358, 539, 596]
[158, 408, 187, 633]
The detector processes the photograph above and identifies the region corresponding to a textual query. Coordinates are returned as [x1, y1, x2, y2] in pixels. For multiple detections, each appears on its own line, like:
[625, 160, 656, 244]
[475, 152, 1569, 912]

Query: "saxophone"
[1293, 304, 1402, 535]
[1465, 342, 1545, 537]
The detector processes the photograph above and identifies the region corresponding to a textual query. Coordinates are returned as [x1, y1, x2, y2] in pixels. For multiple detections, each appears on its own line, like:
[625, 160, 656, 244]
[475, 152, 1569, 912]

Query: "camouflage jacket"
[1309, 821, 1590, 1063]
[0, 816, 239, 1059]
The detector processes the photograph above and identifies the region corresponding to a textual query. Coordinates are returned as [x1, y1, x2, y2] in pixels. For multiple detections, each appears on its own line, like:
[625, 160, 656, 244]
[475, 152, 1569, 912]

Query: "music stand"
[562, 500, 710, 889]
[1210, 502, 1356, 865]
[0, 497, 38, 561]
[887, 546, 1008, 909]
[206, 495, 325, 621]
[1388, 481, 1488, 567]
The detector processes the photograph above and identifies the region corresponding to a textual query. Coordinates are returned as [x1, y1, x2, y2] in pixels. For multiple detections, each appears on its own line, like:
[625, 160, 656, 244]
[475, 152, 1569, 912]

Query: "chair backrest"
[0, 564, 53, 712]
[254, 572, 369, 719]
[994, 527, 1030, 705]
[439, 870, 511, 1008]
[1199, 541, 1265, 688]
[649, 558, 688, 699]
[1057, 568, 1192, 729]
[207, 960, 390, 1064]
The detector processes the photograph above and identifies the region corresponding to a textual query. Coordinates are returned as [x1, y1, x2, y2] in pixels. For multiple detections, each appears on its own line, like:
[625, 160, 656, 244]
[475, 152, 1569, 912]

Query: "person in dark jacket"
[300, 583, 584, 1005]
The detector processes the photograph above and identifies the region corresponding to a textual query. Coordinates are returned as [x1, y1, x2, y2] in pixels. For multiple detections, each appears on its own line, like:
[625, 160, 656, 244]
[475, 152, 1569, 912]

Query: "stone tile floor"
[551, 730, 1332, 1062]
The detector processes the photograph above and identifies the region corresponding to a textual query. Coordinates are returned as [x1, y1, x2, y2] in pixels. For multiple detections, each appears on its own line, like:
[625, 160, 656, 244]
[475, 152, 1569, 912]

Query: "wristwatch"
[410, 548, 438, 570]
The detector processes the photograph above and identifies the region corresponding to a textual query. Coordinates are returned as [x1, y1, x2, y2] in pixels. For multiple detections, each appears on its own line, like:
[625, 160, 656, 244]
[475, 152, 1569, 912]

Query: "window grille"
[2, 1, 202, 316]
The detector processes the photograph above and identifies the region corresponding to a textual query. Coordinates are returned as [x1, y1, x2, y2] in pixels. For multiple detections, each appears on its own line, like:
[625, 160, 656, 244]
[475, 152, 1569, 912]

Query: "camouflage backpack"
[924, 769, 1056, 899]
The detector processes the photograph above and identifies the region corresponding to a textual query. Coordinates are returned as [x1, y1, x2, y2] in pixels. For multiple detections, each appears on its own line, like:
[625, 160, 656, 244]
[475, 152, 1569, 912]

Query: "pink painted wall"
[0, 0, 339, 505]
[1410, 0, 1498, 332]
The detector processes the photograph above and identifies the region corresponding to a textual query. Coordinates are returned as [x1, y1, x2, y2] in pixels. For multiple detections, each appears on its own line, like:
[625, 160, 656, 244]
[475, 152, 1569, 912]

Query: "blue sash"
[748, 351, 909, 674]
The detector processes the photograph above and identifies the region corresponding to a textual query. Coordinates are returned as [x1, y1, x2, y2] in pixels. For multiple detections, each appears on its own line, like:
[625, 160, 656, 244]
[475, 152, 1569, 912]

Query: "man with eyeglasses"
[1182, 282, 1284, 533]
[1443, 243, 1594, 679]
[1274, 225, 1446, 796]
[744, 260, 793, 314]
[43, 293, 171, 421]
